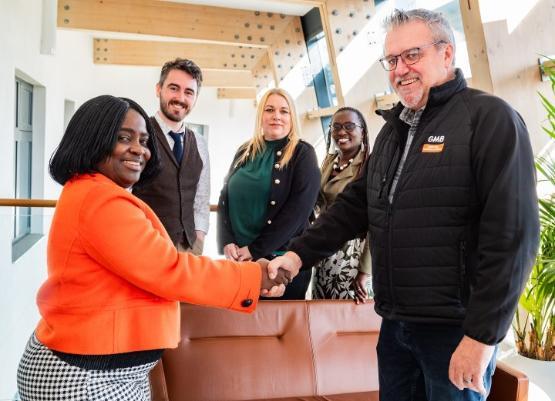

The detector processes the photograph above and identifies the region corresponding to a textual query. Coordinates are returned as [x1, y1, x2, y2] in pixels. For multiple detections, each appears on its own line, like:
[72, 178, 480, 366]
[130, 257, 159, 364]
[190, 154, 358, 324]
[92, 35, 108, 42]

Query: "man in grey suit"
[134, 58, 210, 255]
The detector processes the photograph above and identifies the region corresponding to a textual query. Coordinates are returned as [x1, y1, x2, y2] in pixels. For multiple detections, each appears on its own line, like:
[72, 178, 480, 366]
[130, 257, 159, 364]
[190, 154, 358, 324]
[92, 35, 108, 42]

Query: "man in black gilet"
[134, 58, 210, 255]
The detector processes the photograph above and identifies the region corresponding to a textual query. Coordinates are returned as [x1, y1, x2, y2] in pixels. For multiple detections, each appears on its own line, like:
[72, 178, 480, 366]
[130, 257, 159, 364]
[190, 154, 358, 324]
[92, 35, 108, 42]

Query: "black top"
[133, 118, 203, 248]
[53, 349, 163, 370]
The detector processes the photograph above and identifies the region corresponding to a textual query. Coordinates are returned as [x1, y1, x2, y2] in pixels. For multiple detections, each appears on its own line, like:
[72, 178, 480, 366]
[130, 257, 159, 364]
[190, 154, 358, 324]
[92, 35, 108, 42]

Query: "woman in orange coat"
[16, 95, 286, 401]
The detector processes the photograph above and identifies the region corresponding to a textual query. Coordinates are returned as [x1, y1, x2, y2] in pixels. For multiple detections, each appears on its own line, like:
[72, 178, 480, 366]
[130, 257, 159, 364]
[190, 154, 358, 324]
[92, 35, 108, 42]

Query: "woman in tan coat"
[312, 107, 372, 302]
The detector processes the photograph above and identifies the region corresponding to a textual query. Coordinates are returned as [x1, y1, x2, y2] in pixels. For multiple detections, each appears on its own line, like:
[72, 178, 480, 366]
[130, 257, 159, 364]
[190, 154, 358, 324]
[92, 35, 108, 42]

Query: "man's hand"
[257, 258, 291, 297]
[223, 243, 240, 260]
[267, 251, 302, 282]
[237, 246, 253, 261]
[449, 335, 495, 395]
[353, 271, 370, 304]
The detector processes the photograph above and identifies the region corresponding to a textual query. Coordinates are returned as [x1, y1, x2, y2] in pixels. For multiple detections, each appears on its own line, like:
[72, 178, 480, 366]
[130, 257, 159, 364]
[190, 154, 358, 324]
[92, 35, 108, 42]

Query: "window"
[187, 122, 208, 139]
[14, 79, 33, 242]
[12, 78, 43, 261]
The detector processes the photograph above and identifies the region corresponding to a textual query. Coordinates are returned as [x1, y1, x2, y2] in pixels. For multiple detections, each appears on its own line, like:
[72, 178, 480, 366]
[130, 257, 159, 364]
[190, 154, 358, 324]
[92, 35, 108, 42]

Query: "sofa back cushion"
[309, 301, 381, 395]
[160, 300, 381, 401]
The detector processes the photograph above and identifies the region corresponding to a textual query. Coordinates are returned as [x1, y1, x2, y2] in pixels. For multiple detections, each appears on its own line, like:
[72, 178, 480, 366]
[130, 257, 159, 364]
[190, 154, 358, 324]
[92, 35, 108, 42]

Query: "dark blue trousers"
[377, 319, 497, 401]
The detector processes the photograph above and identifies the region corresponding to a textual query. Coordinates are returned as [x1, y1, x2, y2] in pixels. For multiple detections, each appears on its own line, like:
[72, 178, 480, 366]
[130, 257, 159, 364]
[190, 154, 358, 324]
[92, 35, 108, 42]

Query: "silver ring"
[463, 377, 472, 384]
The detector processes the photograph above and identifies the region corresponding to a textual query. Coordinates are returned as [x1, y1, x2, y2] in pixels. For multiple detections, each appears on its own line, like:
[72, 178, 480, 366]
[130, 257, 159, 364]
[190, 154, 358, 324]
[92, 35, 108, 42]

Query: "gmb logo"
[427, 135, 445, 143]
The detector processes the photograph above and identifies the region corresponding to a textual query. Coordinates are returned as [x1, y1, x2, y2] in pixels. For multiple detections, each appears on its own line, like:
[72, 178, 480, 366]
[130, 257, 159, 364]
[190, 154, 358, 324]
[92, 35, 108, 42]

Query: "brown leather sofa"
[150, 300, 528, 401]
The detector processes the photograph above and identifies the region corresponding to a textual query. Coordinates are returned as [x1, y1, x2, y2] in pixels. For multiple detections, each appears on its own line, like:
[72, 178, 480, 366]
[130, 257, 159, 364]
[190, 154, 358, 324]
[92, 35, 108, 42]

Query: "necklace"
[332, 157, 354, 172]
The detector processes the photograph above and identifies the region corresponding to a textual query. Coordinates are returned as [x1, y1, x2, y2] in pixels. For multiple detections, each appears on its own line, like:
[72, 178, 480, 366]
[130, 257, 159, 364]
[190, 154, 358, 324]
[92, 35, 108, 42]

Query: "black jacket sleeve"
[216, 147, 244, 253]
[463, 93, 539, 345]
[288, 165, 370, 269]
[248, 144, 320, 259]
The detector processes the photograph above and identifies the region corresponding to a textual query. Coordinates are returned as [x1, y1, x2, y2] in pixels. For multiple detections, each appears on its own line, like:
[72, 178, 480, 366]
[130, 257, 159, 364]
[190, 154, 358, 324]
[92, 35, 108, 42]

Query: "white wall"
[1, 2, 63, 398]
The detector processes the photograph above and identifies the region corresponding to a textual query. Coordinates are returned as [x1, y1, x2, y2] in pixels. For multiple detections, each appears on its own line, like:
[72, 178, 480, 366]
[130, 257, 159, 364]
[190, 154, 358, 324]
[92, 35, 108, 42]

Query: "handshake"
[256, 252, 303, 297]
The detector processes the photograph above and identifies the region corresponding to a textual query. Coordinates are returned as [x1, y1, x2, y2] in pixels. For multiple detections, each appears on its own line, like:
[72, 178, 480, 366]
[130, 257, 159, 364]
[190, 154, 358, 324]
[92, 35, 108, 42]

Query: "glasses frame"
[379, 40, 446, 71]
[329, 122, 363, 133]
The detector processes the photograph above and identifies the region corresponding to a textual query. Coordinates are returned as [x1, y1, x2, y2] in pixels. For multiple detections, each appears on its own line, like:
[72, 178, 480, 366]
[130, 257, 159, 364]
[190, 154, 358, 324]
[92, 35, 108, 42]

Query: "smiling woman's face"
[96, 109, 151, 188]
[331, 110, 363, 155]
[261, 94, 292, 140]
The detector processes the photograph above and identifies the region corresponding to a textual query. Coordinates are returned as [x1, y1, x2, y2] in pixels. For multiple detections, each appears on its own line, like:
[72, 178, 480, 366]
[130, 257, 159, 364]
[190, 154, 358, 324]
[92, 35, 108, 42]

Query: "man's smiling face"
[385, 20, 453, 110]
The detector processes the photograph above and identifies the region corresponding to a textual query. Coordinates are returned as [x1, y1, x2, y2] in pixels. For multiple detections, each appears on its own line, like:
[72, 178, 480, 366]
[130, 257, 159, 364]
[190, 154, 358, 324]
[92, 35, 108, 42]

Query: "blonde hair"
[237, 88, 301, 169]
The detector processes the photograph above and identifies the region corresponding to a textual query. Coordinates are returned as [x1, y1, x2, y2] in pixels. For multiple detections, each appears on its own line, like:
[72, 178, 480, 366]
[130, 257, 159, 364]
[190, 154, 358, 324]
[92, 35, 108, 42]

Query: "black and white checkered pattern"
[17, 334, 157, 400]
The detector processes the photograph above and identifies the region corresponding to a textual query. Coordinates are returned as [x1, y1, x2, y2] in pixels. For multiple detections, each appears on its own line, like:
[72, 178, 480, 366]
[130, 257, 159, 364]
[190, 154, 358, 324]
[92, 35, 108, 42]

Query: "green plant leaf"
[515, 56, 555, 360]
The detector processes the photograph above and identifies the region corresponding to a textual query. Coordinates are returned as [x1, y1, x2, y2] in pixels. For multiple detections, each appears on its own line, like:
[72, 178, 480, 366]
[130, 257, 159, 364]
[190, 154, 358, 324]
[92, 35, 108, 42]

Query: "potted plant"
[510, 59, 555, 398]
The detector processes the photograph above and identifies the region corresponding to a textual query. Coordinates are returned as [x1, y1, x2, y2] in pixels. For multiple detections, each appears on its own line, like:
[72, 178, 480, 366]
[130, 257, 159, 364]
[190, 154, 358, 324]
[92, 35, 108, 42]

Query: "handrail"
[0, 198, 57, 207]
[0, 198, 219, 212]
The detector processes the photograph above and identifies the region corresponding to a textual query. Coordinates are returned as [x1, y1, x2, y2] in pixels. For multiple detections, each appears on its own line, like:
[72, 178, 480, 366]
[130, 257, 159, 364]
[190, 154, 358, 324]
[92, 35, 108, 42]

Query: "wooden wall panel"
[324, 0, 375, 57]
[252, 53, 276, 94]
[271, 18, 309, 83]
[479, 0, 555, 153]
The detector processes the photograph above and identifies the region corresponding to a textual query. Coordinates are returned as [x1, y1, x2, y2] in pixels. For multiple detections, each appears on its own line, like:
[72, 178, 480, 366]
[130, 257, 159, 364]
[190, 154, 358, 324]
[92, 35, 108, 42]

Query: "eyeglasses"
[379, 40, 446, 71]
[330, 122, 362, 133]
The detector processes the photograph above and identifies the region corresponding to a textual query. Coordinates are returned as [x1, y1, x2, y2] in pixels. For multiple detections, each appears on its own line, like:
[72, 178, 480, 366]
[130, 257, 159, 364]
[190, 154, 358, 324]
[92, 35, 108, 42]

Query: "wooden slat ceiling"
[57, 0, 321, 97]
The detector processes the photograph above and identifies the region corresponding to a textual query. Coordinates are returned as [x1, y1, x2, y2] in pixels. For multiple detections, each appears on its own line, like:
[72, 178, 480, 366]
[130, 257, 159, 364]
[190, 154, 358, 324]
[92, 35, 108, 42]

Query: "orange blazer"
[36, 173, 261, 355]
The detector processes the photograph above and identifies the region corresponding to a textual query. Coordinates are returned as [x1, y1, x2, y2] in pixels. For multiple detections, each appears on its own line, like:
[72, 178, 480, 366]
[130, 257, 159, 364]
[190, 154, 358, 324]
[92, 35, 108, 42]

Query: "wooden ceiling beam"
[268, 0, 324, 5]
[458, 0, 493, 93]
[92, 38, 267, 70]
[202, 69, 255, 88]
[317, 1, 345, 106]
[58, 0, 295, 46]
[217, 88, 257, 99]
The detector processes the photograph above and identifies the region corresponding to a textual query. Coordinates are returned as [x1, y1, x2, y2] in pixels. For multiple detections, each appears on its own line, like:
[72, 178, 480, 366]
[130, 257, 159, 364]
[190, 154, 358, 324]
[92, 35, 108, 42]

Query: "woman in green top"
[217, 88, 320, 299]
[312, 107, 372, 302]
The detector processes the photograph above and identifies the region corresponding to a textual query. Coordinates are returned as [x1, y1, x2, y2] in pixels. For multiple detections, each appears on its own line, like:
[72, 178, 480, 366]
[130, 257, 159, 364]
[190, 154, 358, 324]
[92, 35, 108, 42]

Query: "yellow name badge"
[422, 143, 444, 153]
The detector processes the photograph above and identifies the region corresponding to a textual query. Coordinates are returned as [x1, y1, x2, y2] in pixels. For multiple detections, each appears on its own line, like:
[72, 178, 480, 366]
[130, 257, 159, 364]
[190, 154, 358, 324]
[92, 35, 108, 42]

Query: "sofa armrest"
[487, 360, 528, 401]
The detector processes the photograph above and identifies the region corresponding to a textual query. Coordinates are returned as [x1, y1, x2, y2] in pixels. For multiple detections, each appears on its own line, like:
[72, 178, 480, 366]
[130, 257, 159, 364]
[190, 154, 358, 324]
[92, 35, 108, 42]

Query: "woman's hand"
[237, 246, 253, 261]
[353, 271, 370, 304]
[258, 258, 291, 297]
[223, 243, 240, 260]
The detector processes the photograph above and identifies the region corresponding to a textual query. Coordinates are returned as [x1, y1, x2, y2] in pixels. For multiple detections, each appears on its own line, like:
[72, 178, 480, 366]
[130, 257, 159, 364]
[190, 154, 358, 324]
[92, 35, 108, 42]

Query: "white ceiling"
[163, 0, 314, 16]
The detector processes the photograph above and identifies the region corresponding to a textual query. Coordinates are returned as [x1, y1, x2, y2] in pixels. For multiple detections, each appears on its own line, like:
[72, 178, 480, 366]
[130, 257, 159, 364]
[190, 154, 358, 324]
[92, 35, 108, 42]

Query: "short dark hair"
[158, 58, 203, 90]
[49, 95, 160, 186]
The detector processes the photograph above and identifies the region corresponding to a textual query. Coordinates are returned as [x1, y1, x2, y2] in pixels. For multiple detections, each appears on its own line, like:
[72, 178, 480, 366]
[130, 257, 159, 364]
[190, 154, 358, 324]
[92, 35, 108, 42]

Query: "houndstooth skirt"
[17, 334, 157, 401]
